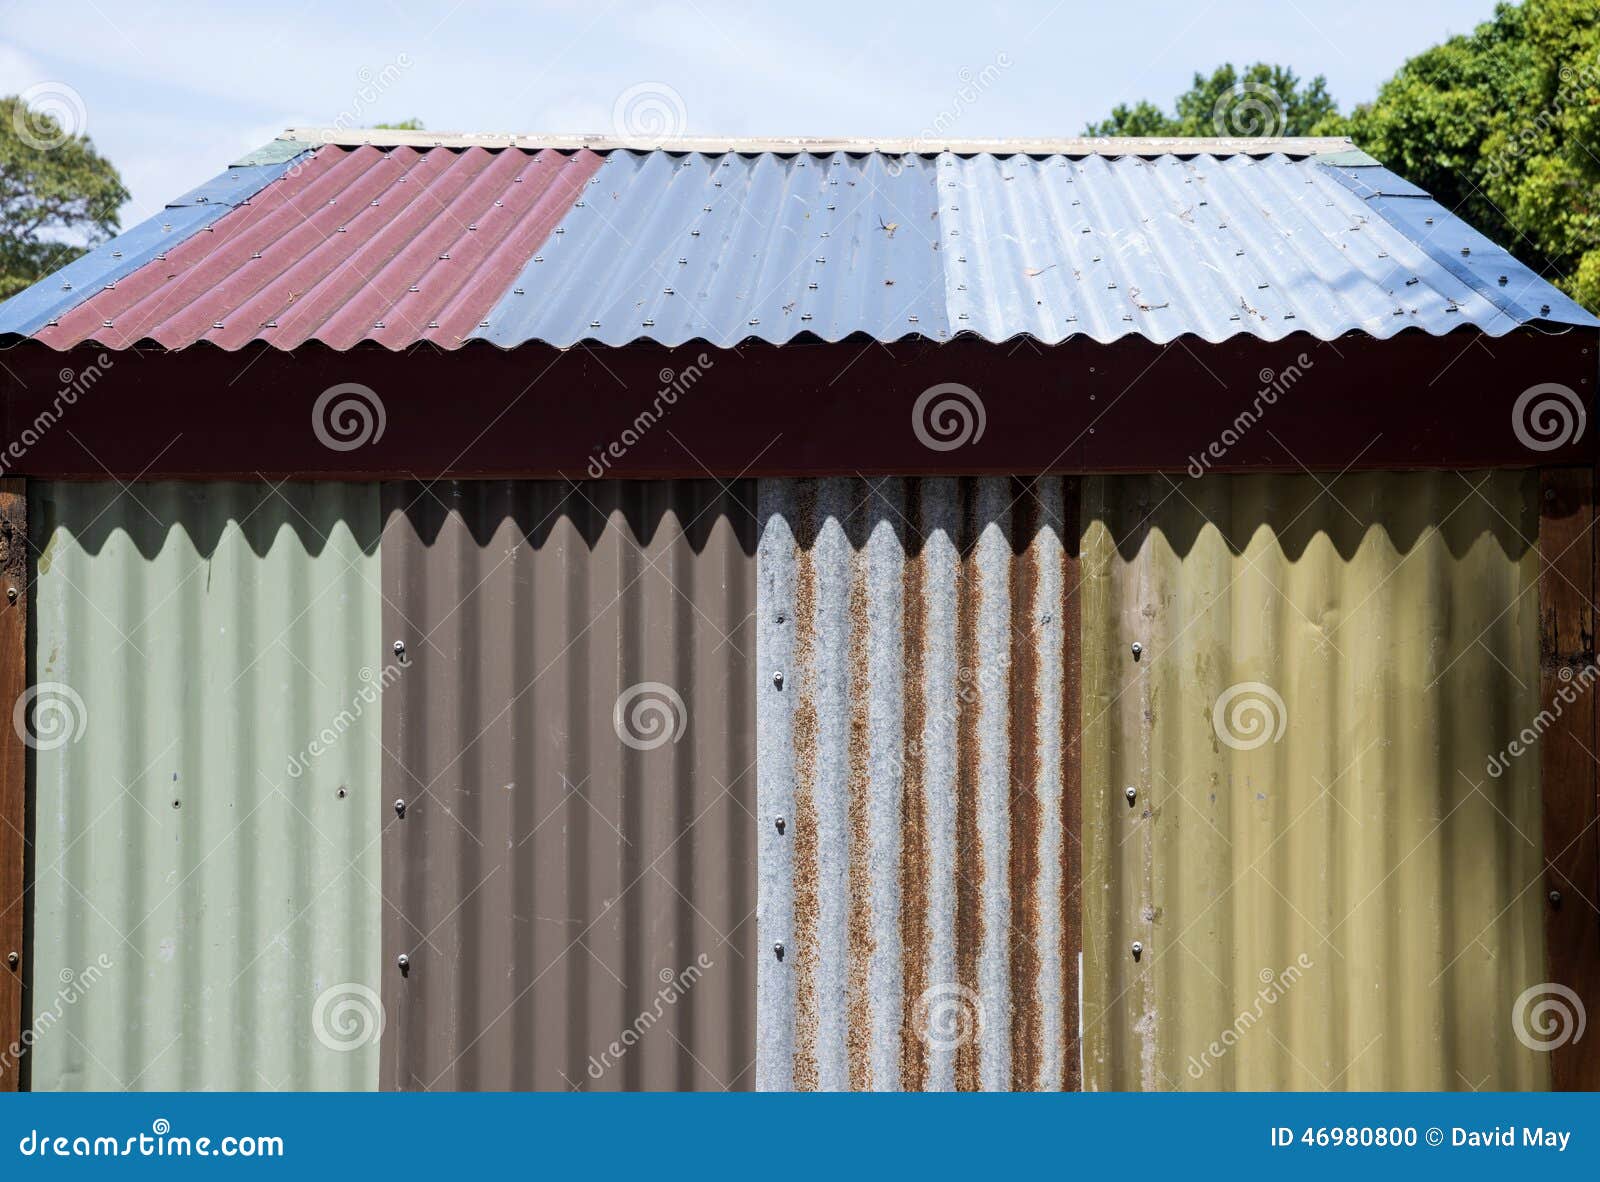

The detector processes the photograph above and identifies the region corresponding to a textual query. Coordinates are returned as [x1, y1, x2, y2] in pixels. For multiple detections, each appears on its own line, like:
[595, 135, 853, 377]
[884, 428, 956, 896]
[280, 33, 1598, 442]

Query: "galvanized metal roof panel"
[4, 141, 1593, 351]
[481, 151, 947, 348]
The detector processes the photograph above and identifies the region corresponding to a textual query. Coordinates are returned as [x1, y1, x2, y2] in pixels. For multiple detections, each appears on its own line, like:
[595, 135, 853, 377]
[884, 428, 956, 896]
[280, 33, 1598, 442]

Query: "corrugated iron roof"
[2, 135, 1593, 351]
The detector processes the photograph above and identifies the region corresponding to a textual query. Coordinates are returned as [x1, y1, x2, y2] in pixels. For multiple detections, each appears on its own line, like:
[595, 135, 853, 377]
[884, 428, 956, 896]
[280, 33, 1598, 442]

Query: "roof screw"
[1541, 304, 1551, 315]
[1131, 941, 1143, 961]
[1131, 641, 1144, 660]
[1424, 216, 1434, 224]
[396, 953, 410, 973]
[1460, 247, 1470, 256]
[773, 943, 785, 963]
[775, 815, 786, 835]
[5, 587, 16, 604]
[392, 639, 406, 660]
[336, 786, 348, 799]
[394, 799, 406, 817]
[6, 952, 16, 970]
[1125, 786, 1137, 806]
[772, 670, 784, 689]
[1549, 890, 1562, 907]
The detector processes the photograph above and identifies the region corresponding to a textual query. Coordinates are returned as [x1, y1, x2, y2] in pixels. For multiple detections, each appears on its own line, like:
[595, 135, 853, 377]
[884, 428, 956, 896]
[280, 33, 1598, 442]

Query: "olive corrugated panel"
[29, 482, 382, 1090]
[757, 477, 1078, 1091]
[379, 481, 756, 1091]
[1080, 471, 1548, 1091]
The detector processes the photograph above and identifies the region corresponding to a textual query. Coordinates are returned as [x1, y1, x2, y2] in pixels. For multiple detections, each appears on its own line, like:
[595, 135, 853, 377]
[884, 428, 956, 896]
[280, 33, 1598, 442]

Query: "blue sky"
[2, 0, 1501, 231]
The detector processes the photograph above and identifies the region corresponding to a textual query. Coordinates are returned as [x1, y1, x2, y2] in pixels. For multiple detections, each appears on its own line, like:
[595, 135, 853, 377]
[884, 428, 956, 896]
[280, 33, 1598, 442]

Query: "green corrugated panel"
[29, 483, 382, 1090]
[1082, 472, 1548, 1091]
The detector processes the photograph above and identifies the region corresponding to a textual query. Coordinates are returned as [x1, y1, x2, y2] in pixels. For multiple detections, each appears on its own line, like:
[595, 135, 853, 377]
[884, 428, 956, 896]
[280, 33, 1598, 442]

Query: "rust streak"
[1062, 478, 1084, 1091]
[899, 483, 929, 1091]
[791, 480, 820, 1091]
[845, 488, 874, 1091]
[953, 478, 983, 1092]
[1008, 481, 1041, 1091]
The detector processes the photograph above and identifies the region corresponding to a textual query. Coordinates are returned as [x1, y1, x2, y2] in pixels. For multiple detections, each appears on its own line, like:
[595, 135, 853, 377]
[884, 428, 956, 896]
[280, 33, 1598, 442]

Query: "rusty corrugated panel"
[757, 477, 1077, 1091]
[29, 482, 382, 1090]
[380, 480, 756, 1090]
[1080, 471, 1549, 1090]
[31, 146, 598, 351]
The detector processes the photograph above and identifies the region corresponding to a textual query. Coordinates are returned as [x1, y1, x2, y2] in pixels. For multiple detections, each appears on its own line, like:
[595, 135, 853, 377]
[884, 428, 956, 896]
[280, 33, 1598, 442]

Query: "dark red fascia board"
[0, 328, 1593, 480]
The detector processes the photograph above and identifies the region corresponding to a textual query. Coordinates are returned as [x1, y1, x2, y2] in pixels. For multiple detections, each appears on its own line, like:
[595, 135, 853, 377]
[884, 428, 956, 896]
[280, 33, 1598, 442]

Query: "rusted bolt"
[1130, 642, 1144, 660]
[393, 798, 406, 817]
[773, 942, 785, 963]
[772, 670, 784, 689]
[1549, 890, 1562, 907]
[1125, 786, 1137, 806]
[775, 815, 786, 835]
[1131, 941, 1144, 961]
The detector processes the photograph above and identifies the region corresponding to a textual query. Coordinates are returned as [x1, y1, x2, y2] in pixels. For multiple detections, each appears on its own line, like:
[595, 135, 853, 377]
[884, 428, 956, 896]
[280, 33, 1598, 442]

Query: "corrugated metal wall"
[757, 477, 1079, 1091]
[379, 481, 756, 1091]
[1080, 471, 1549, 1090]
[30, 482, 382, 1090]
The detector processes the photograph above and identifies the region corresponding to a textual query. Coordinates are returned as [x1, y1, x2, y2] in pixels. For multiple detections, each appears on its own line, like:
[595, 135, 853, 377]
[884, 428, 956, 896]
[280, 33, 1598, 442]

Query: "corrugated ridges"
[32, 146, 600, 351]
[29, 482, 381, 1090]
[1080, 471, 1550, 1090]
[757, 477, 1076, 1091]
[379, 481, 756, 1091]
[479, 151, 947, 347]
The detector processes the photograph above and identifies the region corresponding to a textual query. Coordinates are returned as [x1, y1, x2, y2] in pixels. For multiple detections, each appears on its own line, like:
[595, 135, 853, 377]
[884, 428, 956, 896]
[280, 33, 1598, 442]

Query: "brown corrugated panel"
[380, 481, 756, 1090]
[1082, 471, 1550, 1090]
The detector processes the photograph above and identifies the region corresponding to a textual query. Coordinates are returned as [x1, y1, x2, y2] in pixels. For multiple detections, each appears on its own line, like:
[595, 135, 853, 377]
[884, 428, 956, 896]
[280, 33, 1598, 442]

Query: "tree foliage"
[1085, 63, 1347, 138]
[0, 96, 128, 300]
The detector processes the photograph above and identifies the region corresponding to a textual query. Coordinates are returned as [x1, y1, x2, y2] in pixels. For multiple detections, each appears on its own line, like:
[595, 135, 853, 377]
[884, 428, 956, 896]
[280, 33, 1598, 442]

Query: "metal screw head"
[393, 799, 406, 817]
[5, 587, 15, 604]
[392, 640, 406, 658]
[1125, 786, 1137, 805]
[772, 670, 784, 689]
[775, 815, 786, 835]
[1549, 890, 1563, 907]
[1131, 941, 1144, 959]
[1130, 642, 1144, 660]
[6, 952, 16, 969]
[773, 942, 785, 962]
[396, 953, 410, 970]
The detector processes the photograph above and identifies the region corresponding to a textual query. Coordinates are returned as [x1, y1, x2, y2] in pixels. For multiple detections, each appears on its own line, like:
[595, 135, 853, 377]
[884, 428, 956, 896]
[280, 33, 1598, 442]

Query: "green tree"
[0, 95, 128, 301]
[371, 119, 425, 131]
[1085, 64, 1348, 138]
[1349, 0, 1600, 309]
